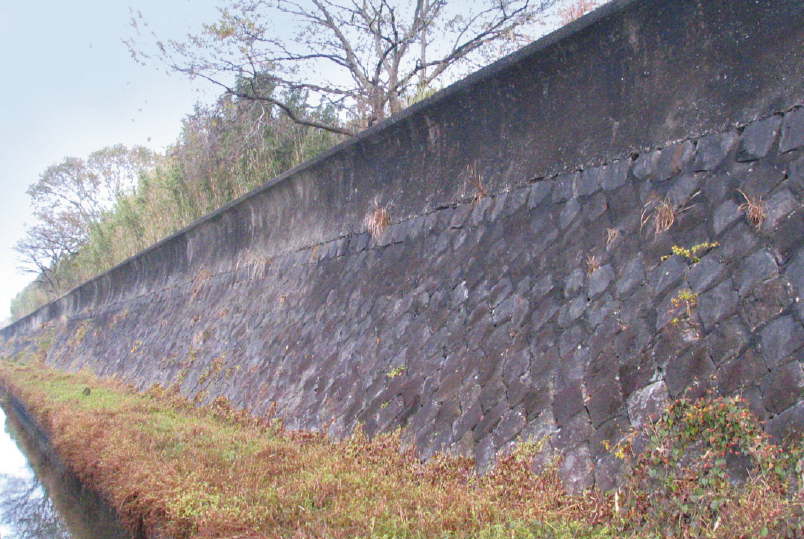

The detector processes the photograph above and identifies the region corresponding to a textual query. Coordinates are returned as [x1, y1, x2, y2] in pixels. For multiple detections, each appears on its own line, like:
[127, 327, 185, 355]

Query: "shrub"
[618, 392, 804, 538]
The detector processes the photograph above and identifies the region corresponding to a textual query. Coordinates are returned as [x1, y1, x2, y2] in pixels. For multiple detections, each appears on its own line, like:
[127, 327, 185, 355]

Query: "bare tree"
[14, 145, 159, 294]
[128, 0, 558, 135]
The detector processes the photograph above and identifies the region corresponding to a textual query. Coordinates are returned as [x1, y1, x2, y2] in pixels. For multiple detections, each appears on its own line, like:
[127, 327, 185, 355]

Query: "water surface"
[0, 401, 130, 539]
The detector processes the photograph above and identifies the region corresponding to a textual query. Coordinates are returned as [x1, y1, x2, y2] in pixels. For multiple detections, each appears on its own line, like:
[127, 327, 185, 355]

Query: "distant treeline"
[11, 89, 343, 320]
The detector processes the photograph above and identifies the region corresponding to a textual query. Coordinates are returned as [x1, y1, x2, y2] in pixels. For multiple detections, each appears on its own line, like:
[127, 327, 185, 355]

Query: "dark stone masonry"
[2, 0, 804, 491]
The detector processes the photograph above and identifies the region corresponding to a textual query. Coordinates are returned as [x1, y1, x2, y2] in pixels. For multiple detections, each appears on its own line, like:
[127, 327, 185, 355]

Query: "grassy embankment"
[0, 358, 802, 539]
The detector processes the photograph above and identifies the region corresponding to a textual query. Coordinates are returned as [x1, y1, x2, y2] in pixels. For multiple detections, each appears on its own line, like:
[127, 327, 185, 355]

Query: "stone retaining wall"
[2, 0, 804, 490]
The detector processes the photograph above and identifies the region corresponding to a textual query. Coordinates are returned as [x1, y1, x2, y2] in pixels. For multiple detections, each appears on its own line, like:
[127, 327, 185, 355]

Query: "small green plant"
[130, 340, 143, 354]
[669, 289, 698, 327]
[661, 241, 719, 263]
[386, 365, 406, 378]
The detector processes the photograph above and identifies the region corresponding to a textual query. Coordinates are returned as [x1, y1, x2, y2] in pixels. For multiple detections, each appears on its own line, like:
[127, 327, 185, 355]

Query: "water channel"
[0, 400, 130, 539]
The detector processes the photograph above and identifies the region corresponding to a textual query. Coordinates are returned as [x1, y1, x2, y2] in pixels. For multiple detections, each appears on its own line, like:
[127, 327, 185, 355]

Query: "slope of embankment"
[2, 0, 804, 491]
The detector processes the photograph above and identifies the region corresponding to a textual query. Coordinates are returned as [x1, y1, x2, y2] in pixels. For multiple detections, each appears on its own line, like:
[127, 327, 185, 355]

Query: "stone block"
[627, 381, 669, 428]
[664, 345, 716, 397]
[779, 107, 804, 153]
[589, 415, 631, 459]
[770, 212, 804, 264]
[474, 400, 508, 440]
[594, 453, 627, 492]
[688, 255, 725, 294]
[452, 398, 483, 440]
[714, 222, 759, 265]
[654, 141, 695, 182]
[737, 249, 778, 296]
[761, 189, 799, 233]
[616, 257, 646, 297]
[553, 411, 594, 452]
[602, 159, 630, 191]
[668, 172, 701, 207]
[585, 294, 617, 329]
[489, 277, 513, 308]
[474, 434, 499, 473]
[736, 115, 781, 161]
[532, 274, 555, 300]
[559, 443, 595, 494]
[588, 265, 615, 299]
[713, 199, 741, 236]
[693, 131, 737, 171]
[767, 401, 804, 444]
[558, 324, 587, 359]
[557, 294, 588, 328]
[698, 279, 739, 332]
[760, 315, 804, 369]
[705, 316, 749, 365]
[583, 192, 609, 222]
[528, 180, 553, 208]
[633, 150, 659, 180]
[504, 186, 530, 216]
[531, 298, 559, 331]
[553, 380, 585, 426]
[785, 250, 804, 297]
[559, 198, 581, 229]
[469, 196, 493, 226]
[492, 406, 527, 447]
[553, 171, 579, 203]
[488, 193, 508, 222]
[586, 380, 625, 428]
[578, 166, 604, 197]
[761, 361, 804, 414]
[650, 256, 688, 298]
[564, 268, 585, 298]
[716, 347, 768, 395]
[740, 278, 795, 331]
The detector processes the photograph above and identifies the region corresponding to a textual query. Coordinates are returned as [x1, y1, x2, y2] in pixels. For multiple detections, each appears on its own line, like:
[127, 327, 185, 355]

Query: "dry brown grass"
[3, 361, 801, 539]
[586, 254, 600, 274]
[605, 228, 618, 246]
[363, 201, 391, 237]
[0, 362, 611, 539]
[737, 189, 767, 230]
[463, 163, 489, 205]
[641, 197, 676, 236]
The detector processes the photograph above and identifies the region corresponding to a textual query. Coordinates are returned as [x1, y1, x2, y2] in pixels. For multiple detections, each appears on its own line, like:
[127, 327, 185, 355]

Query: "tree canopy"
[128, 0, 558, 135]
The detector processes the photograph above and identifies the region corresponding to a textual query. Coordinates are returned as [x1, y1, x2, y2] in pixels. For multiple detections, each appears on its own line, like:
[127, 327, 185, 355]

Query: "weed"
[641, 197, 676, 236]
[668, 289, 699, 340]
[0, 361, 613, 539]
[364, 200, 392, 237]
[737, 189, 767, 230]
[586, 254, 601, 274]
[660, 241, 719, 263]
[605, 228, 618, 247]
[617, 392, 804, 538]
[386, 365, 406, 378]
[190, 268, 212, 301]
[463, 162, 489, 205]
[130, 340, 143, 354]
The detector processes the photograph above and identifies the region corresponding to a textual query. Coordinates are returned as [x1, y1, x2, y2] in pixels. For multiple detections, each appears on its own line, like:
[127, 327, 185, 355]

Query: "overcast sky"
[0, 0, 225, 323]
[0, 0, 588, 324]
